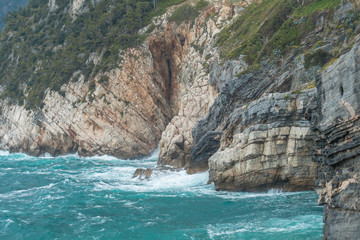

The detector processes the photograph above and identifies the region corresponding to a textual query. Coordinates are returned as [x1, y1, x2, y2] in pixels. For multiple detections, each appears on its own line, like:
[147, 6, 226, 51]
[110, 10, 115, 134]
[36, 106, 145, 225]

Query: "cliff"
[0, 0, 360, 238]
[0, 0, 214, 158]
[208, 90, 318, 191]
[315, 41, 360, 239]
[0, 47, 172, 158]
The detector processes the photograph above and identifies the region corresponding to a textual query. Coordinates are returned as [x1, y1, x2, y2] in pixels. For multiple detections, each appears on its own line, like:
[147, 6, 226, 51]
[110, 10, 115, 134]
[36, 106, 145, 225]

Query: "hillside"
[0, 0, 189, 109]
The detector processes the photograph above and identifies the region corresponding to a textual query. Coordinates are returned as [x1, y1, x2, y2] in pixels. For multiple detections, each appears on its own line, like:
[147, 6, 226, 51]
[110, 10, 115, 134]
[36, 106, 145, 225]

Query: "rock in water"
[144, 169, 152, 179]
[132, 168, 153, 180]
[132, 168, 146, 179]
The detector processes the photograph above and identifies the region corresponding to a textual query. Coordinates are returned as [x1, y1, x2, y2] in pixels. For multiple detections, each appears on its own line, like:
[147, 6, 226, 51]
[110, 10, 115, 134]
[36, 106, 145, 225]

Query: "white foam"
[142, 147, 159, 161]
[0, 183, 56, 199]
[83, 148, 159, 162]
[91, 168, 209, 193]
[0, 150, 10, 156]
[42, 194, 65, 201]
[4, 219, 14, 229]
[208, 227, 247, 238]
[85, 155, 119, 161]
[39, 152, 80, 159]
[137, 170, 209, 192]
[267, 188, 284, 194]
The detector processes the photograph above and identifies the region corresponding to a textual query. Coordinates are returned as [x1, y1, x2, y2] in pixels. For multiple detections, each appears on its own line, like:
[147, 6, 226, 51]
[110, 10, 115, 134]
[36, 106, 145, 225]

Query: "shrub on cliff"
[304, 49, 330, 69]
[168, 0, 208, 25]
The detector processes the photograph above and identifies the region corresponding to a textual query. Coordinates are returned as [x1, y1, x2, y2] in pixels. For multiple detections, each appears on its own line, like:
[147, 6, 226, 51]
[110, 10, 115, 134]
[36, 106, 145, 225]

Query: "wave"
[0, 150, 11, 156]
[91, 167, 209, 193]
[207, 213, 323, 239]
[207, 226, 247, 239]
[0, 183, 56, 199]
[0, 148, 312, 200]
[0, 147, 159, 161]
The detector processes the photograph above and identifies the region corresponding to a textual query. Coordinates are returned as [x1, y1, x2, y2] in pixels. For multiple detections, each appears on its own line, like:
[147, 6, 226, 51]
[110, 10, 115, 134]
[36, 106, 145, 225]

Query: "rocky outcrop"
[186, 131, 222, 174]
[0, 0, 248, 160]
[188, 59, 292, 174]
[314, 41, 360, 239]
[0, 45, 172, 158]
[186, 0, 360, 193]
[158, 1, 241, 169]
[208, 90, 318, 191]
[133, 168, 153, 180]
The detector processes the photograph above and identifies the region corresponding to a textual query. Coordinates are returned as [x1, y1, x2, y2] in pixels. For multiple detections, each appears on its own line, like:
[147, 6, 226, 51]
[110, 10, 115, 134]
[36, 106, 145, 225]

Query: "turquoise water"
[0, 151, 323, 239]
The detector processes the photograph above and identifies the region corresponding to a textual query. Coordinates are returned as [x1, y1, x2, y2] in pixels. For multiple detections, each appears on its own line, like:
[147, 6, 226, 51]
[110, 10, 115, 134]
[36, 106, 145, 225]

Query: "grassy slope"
[216, 0, 343, 65]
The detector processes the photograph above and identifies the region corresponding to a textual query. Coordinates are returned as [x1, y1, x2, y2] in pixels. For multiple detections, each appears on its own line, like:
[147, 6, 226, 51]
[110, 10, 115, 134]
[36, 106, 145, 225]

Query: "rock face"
[0, 47, 172, 158]
[185, 1, 360, 195]
[187, 131, 222, 174]
[187, 57, 299, 174]
[0, 0, 244, 160]
[314, 41, 360, 239]
[158, 2, 242, 169]
[209, 90, 318, 191]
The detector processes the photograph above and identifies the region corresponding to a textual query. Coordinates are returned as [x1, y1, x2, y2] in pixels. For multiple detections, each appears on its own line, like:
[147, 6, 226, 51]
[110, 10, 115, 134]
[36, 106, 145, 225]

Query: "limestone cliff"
[158, 1, 245, 168]
[314, 41, 360, 239]
[208, 90, 318, 191]
[1, 0, 360, 237]
[0, 0, 237, 159]
[0, 47, 172, 158]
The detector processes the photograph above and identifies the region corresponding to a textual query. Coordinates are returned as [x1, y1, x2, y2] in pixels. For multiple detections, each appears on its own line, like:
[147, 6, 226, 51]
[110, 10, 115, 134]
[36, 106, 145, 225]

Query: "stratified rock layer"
[209, 90, 318, 191]
[314, 41, 360, 240]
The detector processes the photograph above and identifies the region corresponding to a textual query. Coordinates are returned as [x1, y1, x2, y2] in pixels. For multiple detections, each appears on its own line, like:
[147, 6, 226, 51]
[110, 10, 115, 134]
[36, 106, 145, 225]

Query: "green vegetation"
[283, 94, 290, 100]
[216, 0, 341, 66]
[147, 0, 186, 19]
[145, 23, 156, 34]
[168, 0, 208, 24]
[292, 0, 341, 17]
[305, 81, 316, 90]
[216, 0, 295, 64]
[98, 75, 110, 85]
[0, 0, 29, 30]
[304, 49, 330, 69]
[0, 0, 185, 110]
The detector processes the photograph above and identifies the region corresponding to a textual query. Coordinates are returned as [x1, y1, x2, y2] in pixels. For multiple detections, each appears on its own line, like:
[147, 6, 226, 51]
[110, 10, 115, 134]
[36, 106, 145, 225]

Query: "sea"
[0, 150, 323, 239]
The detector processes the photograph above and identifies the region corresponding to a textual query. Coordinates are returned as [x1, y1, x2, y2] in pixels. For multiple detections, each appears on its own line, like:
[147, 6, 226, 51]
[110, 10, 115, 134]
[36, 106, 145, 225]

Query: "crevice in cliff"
[148, 27, 189, 116]
[166, 58, 172, 100]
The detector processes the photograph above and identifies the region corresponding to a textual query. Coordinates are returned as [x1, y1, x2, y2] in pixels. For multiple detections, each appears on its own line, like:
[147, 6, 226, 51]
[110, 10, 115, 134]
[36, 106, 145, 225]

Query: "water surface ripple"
[0, 151, 323, 239]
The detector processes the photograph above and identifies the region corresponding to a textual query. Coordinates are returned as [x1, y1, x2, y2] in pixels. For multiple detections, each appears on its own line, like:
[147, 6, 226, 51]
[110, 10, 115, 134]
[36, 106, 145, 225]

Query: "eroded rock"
[133, 168, 153, 180]
[158, 1, 240, 169]
[208, 90, 318, 191]
[314, 40, 360, 239]
[0, 34, 173, 159]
